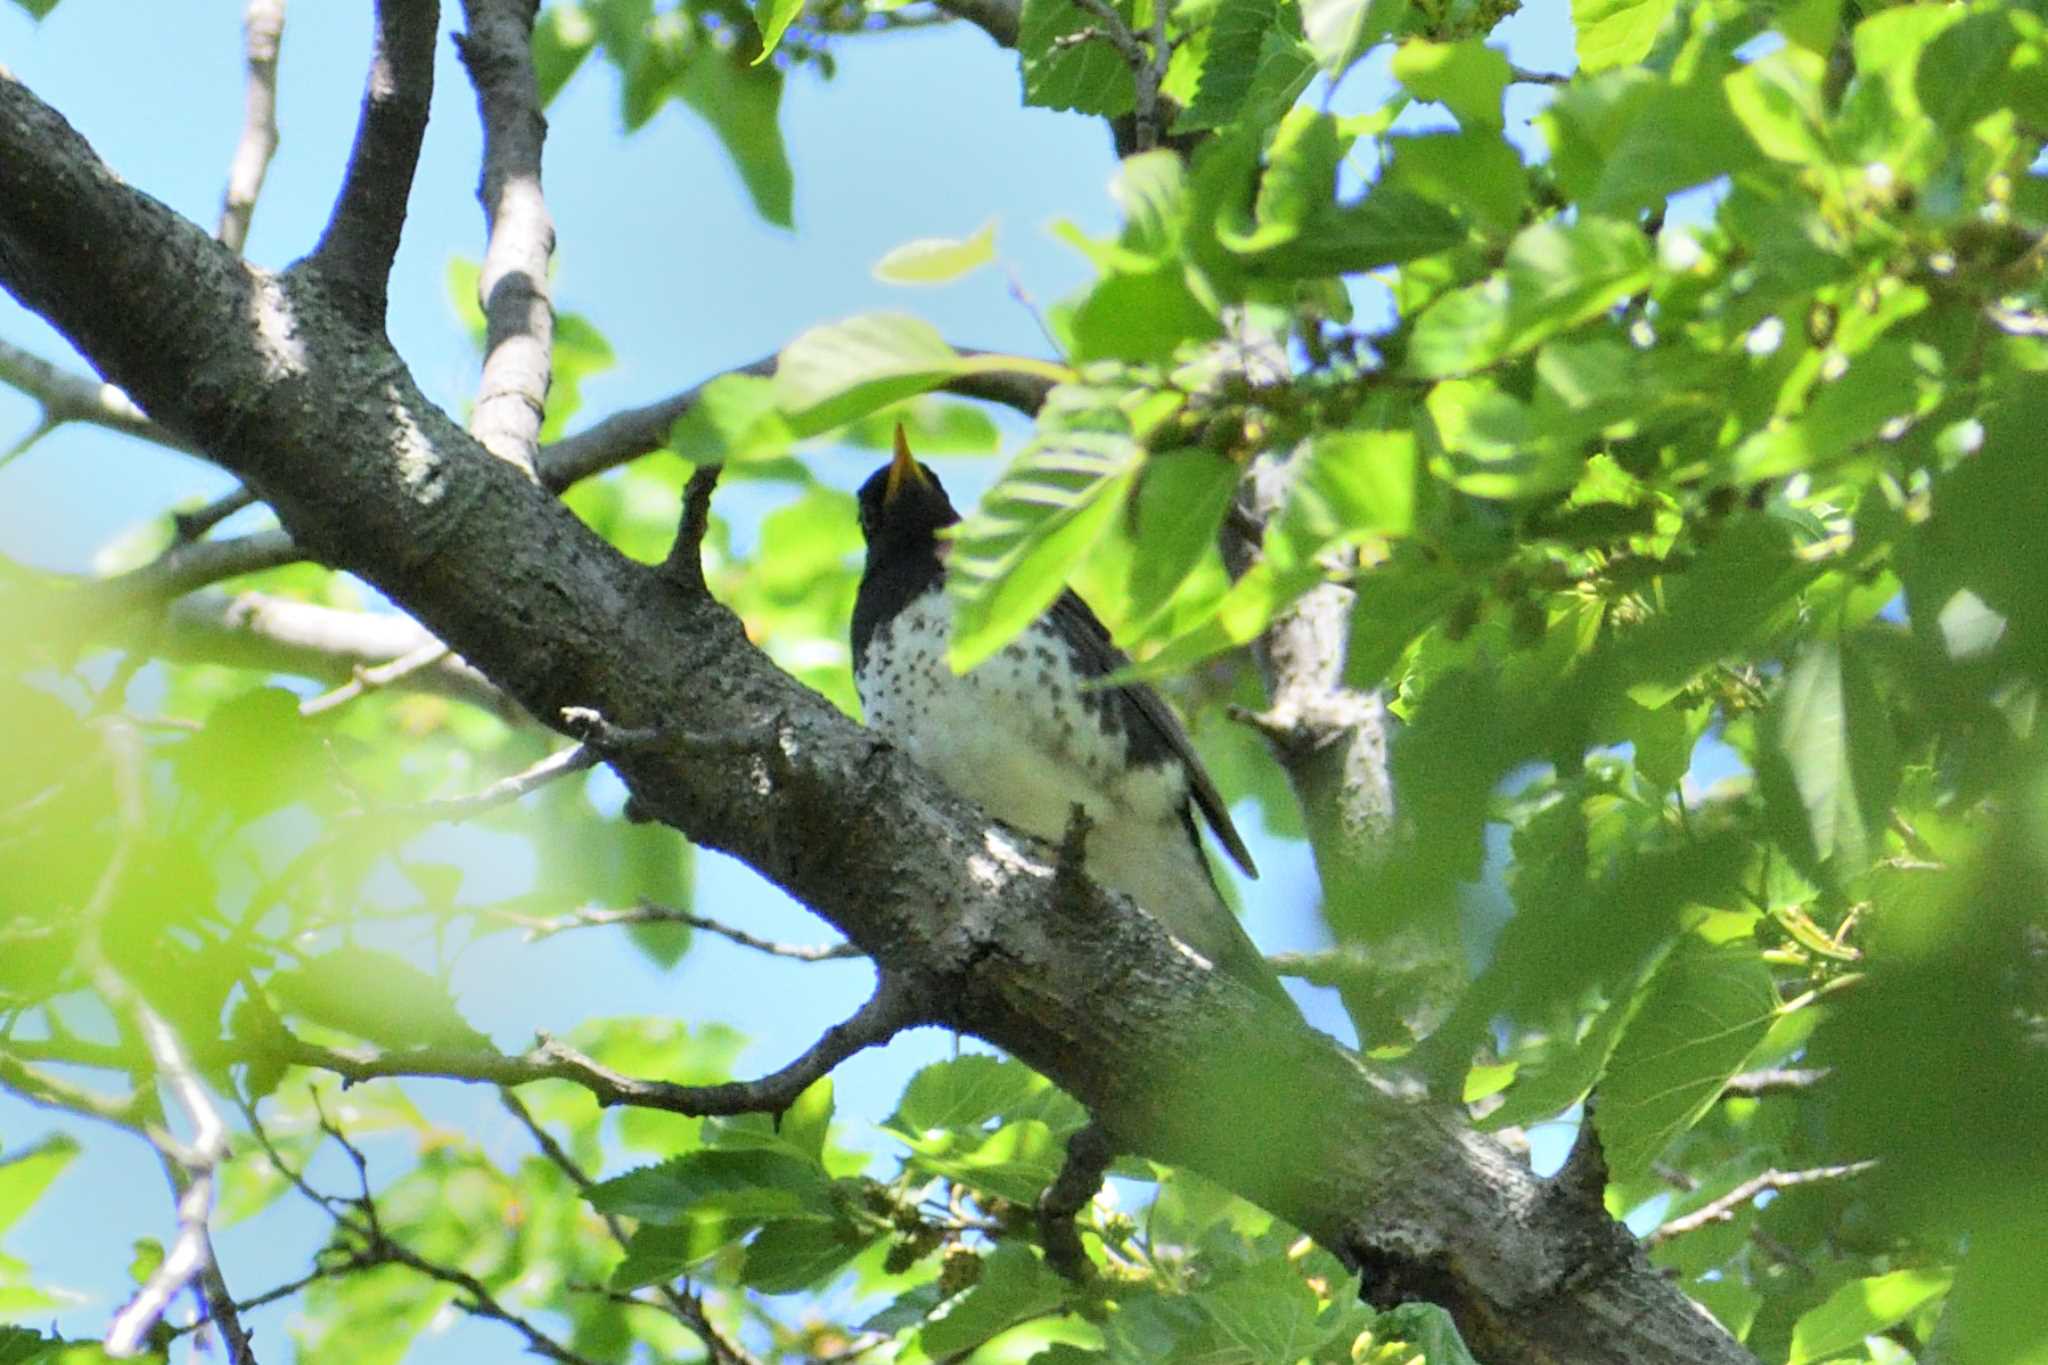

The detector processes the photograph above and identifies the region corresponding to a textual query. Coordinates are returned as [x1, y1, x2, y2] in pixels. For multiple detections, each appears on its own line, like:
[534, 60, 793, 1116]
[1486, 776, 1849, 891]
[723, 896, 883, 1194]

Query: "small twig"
[171, 486, 260, 543]
[269, 973, 922, 1117]
[1508, 64, 1568, 85]
[664, 462, 724, 590]
[83, 528, 305, 619]
[1038, 1122, 1114, 1283]
[1066, 0, 1159, 149]
[218, 0, 286, 253]
[1646, 1161, 1878, 1247]
[300, 639, 452, 716]
[504, 901, 861, 961]
[371, 743, 598, 822]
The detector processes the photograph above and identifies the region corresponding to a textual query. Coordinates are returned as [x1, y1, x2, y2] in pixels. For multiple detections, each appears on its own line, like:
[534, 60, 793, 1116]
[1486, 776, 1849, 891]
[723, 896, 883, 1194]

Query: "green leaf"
[1390, 38, 1512, 130]
[1373, 1303, 1482, 1363]
[1571, 0, 1678, 72]
[1764, 638, 1898, 876]
[1914, 8, 2021, 132]
[0, 1136, 78, 1237]
[170, 686, 328, 819]
[704, 1077, 835, 1166]
[873, 219, 999, 285]
[674, 44, 795, 227]
[588, 1149, 835, 1225]
[947, 428, 1143, 672]
[912, 1119, 1064, 1204]
[1300, 429, 1416, 536]
[532, 3, 599, 105]
[1070, 269, 1225, 363]
[918, 1244, 1068, 1357]
[1235, 186, 1467, 278]
[1542, 70, 1766, 217]
[741, 1218, 874, 1293]
[1196, 1259, 1340, 1361]
[1787, 1268, 1955, 1365]
[5, 0, 60, 17]
[0, 1328, 65, 1365]
[1407, 219, 1652, 377]
[1126, 451, 1243, 625]
[1018, 0, 1136, 115]
[1594, 939, 1778, 1179]
[1185, 0, 1297, 129]
[266, 947, 490, 1051]
[885, 1055, 1047, 1137]
[1731, 340, 1931, 480]
[1725, 47, 1833, 167]
[668, 374, 797, 464]
[1302, 0, 1405, 78]
[609, 1220, 737, 1289]
[774, 312, 1063, 436]
[750, 0, 805, 63]
[1384, 132, 1529, 232]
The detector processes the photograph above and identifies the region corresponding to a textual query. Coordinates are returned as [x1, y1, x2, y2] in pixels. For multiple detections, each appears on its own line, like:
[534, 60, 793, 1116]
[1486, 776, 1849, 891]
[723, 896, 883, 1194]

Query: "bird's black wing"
[1048, 591, 1259, 879]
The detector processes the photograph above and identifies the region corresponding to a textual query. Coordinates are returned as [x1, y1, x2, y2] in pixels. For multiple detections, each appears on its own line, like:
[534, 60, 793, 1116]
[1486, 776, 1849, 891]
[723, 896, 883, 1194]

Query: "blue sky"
[0, 1, 1587, 1356]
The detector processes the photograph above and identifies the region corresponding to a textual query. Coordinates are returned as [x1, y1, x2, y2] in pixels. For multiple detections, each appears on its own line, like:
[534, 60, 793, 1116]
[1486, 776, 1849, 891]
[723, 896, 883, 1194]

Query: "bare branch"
[536, 351, 1055, 492]
[218, 0, 287, 253]
[503, 901, 862, 962]
[309, 0, 440, 320]
[0, 337, 191, 455]
[271, 973, 922, 1116]
[662, 462, 723, 590]
[147, 590, 515, 716]
[171, 485, 259, 542]
[82, 528, 304, 617]
[299, 638, 453, 715]
[371, 741, 596, 820]
[455, 0, 555, 476]
[1647, 1161, 1878, 1248]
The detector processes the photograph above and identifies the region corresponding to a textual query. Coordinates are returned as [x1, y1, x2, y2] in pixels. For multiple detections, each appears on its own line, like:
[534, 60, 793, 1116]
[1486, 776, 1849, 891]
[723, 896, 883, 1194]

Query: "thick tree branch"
[1227, 450, 1458, 1046]
[0, 79, 1758, 1365]
[308, 0, 439, 322]
[455, 0, 553, 476]
[218, 0, 287, 253]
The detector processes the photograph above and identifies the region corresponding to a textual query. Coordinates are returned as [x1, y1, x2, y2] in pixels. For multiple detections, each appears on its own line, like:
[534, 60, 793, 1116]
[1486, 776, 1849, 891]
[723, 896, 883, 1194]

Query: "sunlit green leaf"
[1787, 1268, 1955, 1365]
[872, 219, 999, 285]
[1595, 938, 1778, 1179]
[1407, 219, 1652, 376]
[0, 1137, 78, 1238]
[1572, 0, 1677, 71]
[1391, 38, 1511, 130]
[267, 947, 490, 1050]
[1018, 0, 1136, 115]
[750, 0, 805, 63]
[917, 1244, 1068, 1356]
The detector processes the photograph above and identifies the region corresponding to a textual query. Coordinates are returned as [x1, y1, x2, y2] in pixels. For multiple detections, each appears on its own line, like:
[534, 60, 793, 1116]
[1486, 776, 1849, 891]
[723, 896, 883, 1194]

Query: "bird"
[851, 426, 1290, 1006]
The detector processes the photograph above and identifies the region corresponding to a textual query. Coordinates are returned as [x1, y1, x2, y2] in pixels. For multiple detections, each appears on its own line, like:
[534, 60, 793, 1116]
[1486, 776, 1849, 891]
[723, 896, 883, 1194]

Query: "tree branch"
[930, 0, 1020, 47]
[1647, 1161, 1878, 1248]
[502, 901, 862, 961]
[264, 974, 919, 1117]
[0, 337, 191, 456]
[308, 0, 439, 322]
[455, 0, 554, 476]
[0, 81, 1760, 1364]
[218, 0, 287, 253]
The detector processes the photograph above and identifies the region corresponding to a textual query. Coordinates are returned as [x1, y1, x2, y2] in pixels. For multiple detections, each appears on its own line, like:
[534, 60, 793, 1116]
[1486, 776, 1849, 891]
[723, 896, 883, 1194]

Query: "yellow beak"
[884, 423, 929, 503]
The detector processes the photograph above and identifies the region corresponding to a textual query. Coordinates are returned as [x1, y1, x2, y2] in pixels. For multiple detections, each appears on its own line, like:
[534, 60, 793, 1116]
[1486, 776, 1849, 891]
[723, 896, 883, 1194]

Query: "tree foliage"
[1, 0, 2045, 1362]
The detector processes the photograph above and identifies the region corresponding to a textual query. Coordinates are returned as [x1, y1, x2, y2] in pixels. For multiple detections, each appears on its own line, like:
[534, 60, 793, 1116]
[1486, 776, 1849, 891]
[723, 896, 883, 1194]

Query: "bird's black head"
[857, 426, 961, 558]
